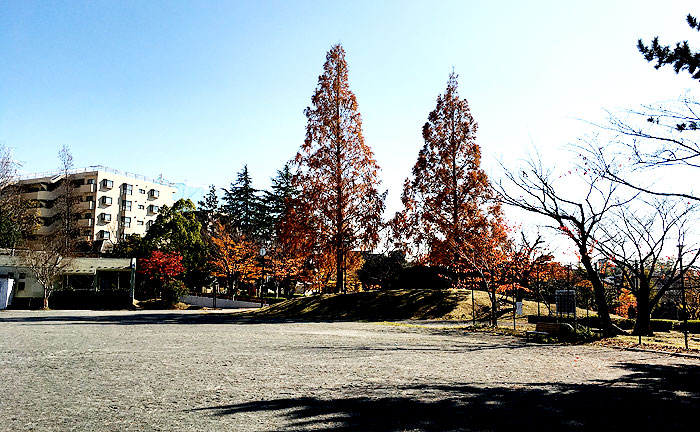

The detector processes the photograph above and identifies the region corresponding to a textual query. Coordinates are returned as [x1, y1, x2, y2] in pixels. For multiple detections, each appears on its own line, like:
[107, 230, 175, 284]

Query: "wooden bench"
[526, 322, 562, 341]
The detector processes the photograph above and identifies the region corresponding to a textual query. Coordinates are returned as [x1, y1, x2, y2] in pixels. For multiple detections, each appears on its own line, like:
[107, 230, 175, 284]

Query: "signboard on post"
[555, 290, 576, 316]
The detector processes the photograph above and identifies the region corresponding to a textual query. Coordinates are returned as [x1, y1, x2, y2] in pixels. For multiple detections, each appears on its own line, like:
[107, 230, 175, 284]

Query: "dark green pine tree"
[197, 184, 220, 213]
[639, 14, 700, 82]
[262, 164, 297, 238]
[222, 165, 265, 237]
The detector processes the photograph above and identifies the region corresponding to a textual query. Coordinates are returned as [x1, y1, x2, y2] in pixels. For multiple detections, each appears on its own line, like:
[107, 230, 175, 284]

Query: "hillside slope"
[243, 289, 563, 321]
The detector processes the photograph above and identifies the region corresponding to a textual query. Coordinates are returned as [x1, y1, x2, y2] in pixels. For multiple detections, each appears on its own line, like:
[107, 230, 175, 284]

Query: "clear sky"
[1, 0, 697, 221]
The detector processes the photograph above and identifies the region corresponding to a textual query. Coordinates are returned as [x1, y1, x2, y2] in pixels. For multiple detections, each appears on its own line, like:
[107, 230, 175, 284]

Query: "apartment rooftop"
[18, 165, 175, 187]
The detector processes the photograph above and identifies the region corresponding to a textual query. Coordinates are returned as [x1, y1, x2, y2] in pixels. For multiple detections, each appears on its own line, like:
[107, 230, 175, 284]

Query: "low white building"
[0, 255, 136, 309]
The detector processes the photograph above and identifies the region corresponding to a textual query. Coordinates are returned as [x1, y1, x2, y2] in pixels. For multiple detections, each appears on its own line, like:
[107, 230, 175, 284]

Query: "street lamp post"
[260, 247, 267, 308]
[679, 243, 689, 350]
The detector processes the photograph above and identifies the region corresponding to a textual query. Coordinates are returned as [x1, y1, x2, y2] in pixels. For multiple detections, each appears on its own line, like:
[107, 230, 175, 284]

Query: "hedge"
[676, 320, 700, 334]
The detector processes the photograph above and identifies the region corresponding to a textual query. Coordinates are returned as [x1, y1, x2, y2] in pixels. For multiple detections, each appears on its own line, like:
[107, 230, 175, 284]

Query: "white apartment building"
[19, 166, 176, 244]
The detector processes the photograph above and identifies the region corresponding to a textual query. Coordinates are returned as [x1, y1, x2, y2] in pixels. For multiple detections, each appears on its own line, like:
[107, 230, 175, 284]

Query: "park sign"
[555, 290, 576, 316]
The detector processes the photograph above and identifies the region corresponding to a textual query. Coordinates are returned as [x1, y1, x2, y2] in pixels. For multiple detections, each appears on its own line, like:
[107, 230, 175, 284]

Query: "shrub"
[650, 319, 675, 332]
[613, 318, 636, 330]
[396, 265, 454, 290]
[676, 320, 700, 334]
[162, 280, 188, 307]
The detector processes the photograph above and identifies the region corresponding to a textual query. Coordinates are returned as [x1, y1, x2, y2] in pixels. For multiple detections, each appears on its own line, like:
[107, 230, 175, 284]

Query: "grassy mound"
[241, 289, 597, 322]
[245, 289, 496, 321]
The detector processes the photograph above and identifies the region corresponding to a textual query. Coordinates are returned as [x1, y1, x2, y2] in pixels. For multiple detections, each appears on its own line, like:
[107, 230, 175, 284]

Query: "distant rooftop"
[17, 165, 175, 187]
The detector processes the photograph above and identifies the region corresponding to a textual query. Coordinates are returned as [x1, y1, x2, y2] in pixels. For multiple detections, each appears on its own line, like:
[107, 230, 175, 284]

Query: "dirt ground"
[1, 309, 699, 431]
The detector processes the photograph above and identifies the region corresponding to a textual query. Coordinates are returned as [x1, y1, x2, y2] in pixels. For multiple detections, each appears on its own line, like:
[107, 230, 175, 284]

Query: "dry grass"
[613, 332, 700, 351]
[240, 288, 593, 323]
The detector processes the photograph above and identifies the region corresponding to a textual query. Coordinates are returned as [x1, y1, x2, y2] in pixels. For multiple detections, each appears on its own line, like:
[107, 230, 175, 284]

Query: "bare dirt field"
[1, 309, 698, 431]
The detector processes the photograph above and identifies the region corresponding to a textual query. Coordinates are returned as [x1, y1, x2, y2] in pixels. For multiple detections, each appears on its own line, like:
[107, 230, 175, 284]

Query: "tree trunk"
[484, 282, 498, 326]
[632, 281, 652, 336]
[335, 249, 344, 293]
[580, 254, 615, 336]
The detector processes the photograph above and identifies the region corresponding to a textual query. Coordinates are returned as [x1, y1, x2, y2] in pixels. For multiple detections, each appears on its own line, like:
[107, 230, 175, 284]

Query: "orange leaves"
[393, 72, 505, 269]
[615, 288, 637, 318]
[294, 43, 385, 292]
[209, 221, 260, 286]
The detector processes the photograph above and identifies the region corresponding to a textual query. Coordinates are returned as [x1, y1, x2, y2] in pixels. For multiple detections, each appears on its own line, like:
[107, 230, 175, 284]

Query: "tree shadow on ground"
[0, 312, 343, 326]
[192, 362, 700, 431]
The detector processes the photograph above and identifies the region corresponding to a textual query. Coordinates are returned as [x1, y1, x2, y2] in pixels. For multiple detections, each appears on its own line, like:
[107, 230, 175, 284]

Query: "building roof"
[0, 255, 134, 275]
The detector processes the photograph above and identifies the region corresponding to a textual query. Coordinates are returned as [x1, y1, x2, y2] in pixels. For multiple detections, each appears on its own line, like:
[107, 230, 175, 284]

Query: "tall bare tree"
[583, 97, 700, 202]
[497, 156, 634, 336]
[294, 44, 385, 293]
[22, 146, 79, 308]
[594, 200, 700, 335]
[0, 145, 37, 247]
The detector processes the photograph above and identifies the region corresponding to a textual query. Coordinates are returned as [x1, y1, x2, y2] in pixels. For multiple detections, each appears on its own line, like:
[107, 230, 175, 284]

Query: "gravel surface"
[1, 309, 699, 431]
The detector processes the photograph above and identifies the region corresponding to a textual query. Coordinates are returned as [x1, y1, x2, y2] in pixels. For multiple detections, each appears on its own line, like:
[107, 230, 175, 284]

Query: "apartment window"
[139, 188, 146, 194]
[148, 189, 160, 198]
[18, 281, 25, 291]
[101, 196, 112, 205]
[148, 205, 159, 214]
[83, 230, 91, 237]
[86, 195, 94, 202]
[87, 178, 96, 184]
[101, 179, 113, 189]
[122, 183, 133, 195]
[137, 220, 144, 226]
[138, 204, 145, 210]
[121, 216, 131, 228]
[122, 200, 132, 211]
[100, 213, 111, 222]
[98, 230, 110, 240]
[146, 220, 154, 229]
[84, 213, 92, 219]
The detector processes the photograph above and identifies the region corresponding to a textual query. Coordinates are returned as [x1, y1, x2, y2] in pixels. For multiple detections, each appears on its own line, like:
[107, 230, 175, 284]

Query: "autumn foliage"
[138, 250, 185, 284]
[293, 43, 385, 293]
[208, 221, 260, 295]
[393, 72, 506, 272]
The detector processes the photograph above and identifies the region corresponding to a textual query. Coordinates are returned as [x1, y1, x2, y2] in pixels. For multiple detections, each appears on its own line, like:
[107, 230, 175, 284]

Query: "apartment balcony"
[23, 190, 54, 201]
[79, 201, 95, 210]
[36, 221, 60, 236]
[77, 218, 94, 228]
[35, 207, 57, 218]
[78, 184, 96, 194]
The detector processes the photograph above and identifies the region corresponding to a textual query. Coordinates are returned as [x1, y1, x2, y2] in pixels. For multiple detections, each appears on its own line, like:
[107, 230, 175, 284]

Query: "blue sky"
[1, 0, 697, 219]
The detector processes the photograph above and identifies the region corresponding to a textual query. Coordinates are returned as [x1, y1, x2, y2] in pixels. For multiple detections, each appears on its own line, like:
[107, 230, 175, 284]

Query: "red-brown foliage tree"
[393, 72, 506, 272]
[293, 44, 385, 293]
[138, 250, 187, 304]
[138, 250, 185, 284]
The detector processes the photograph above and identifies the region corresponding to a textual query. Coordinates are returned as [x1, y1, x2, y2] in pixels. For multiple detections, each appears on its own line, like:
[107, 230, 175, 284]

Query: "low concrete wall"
[180, 295, 262, 309]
